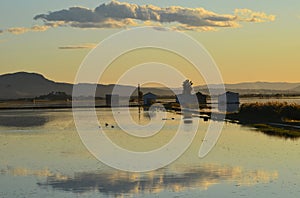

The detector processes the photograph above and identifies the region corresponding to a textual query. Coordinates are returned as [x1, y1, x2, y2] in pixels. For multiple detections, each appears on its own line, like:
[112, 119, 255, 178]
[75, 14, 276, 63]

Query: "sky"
[0, 0, 299, 86]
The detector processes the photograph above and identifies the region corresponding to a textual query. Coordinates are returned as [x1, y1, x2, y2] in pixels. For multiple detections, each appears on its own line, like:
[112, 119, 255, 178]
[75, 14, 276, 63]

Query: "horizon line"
[1, 71, 300, 87]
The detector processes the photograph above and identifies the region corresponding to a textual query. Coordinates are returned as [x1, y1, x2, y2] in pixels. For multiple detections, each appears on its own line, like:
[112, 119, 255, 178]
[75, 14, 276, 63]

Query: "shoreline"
[0, 104, 142, 110]
[0, 101, 299, 139]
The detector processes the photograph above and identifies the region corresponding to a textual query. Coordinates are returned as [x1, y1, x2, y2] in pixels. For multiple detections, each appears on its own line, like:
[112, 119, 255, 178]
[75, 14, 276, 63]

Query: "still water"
[0, 108, 299, 197]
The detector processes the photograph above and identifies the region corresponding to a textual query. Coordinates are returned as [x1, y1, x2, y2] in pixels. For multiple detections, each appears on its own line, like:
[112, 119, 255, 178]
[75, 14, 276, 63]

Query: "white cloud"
[1, 1, 275, 35]
[7, 27, 29, 35]
[33, 1, 275, 32]
[5, 25, 50, 35]
[173, 24, 218, 32]
[31, 25, 50, 32]
[235, 9, 276, 22]
[58, 43, 97, 50]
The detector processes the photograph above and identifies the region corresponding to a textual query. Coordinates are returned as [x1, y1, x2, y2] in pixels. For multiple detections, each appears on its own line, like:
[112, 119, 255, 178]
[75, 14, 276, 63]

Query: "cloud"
[58, 43, 97, 50]
[44, 21, 66, 27]
[31, 25, 50, 32]
[235, 9, 275, 22]
[33, 1, 275, 32]
[68, 18, 137, 29]
[1, 1, 275, 35]
[5, 25, 50, 35]
[173, 24, 218, 32]
[7, 27, 29, 35]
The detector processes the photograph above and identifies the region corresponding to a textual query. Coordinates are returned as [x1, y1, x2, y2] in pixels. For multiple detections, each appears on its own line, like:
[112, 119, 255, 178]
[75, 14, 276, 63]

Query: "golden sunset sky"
[0, 0, 299, 86]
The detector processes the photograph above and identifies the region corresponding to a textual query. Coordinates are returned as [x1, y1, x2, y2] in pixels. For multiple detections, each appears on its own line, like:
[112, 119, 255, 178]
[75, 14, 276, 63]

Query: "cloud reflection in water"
[35, 164, 278, 196]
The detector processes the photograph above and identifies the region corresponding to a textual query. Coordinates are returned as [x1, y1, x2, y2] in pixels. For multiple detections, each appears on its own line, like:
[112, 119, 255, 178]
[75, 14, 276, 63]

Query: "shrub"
[239, 102, 300, 122]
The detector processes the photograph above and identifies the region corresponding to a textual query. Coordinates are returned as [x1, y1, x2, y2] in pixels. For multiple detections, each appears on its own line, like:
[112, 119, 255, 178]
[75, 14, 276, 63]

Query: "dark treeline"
[238, 102, 300, 123]
[35, 91, 72, 100]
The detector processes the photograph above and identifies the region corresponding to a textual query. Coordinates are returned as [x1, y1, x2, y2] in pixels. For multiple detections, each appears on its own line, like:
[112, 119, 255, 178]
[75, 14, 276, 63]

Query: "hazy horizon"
[1, 71, 300, 87]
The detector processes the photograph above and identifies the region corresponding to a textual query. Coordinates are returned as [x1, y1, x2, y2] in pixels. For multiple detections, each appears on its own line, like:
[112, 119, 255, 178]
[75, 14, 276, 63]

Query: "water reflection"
[143, 110, 157, 120]
[0, 115, 48, 127]
[0, 166, 64, 178]
[142, 105, 165, 120]
[243, 124, 300, 139]
[35, 164, 278, 196]
[218, 103, 239, 113]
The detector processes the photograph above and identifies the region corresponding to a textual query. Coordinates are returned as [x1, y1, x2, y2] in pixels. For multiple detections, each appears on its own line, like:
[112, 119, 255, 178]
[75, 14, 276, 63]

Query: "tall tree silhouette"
[182, 80, 193, 95]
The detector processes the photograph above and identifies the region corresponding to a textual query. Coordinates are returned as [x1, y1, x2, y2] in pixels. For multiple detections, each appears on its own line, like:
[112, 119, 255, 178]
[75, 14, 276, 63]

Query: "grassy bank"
[248, 123, 300, 138]
[229, 102, 300, 138]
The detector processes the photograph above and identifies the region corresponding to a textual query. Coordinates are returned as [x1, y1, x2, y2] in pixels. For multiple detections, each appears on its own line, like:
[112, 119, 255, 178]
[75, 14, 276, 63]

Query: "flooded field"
[0, 108, 299, 197]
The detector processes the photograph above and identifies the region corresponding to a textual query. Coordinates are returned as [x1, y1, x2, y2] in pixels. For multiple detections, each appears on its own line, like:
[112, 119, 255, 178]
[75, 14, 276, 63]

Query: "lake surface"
[0, 108, 300, 197]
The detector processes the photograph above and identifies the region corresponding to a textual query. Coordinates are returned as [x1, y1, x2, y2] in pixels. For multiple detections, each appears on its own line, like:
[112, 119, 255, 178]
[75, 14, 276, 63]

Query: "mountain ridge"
[0, 72, 300, 99]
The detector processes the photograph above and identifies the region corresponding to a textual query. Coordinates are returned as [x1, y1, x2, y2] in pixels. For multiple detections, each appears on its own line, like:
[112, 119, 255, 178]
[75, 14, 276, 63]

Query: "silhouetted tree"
[182, 80, 193, 95]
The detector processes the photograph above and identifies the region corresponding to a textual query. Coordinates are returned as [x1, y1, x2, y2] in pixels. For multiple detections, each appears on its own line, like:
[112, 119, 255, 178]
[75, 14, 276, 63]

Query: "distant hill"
[196, 82, 300, 91]
[290, 85, 300, 92]
[0, 72, 299, 99]
[194, 82, 300, 96]
[0, 72, 174, 100]
[0, 72, 72, 99]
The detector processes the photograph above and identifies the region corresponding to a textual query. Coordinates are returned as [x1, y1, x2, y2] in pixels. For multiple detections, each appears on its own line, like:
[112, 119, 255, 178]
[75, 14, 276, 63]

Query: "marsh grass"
[251, 123, 300, 139]
[233, 102, 300, 138]
[238, 102, 300, 123]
